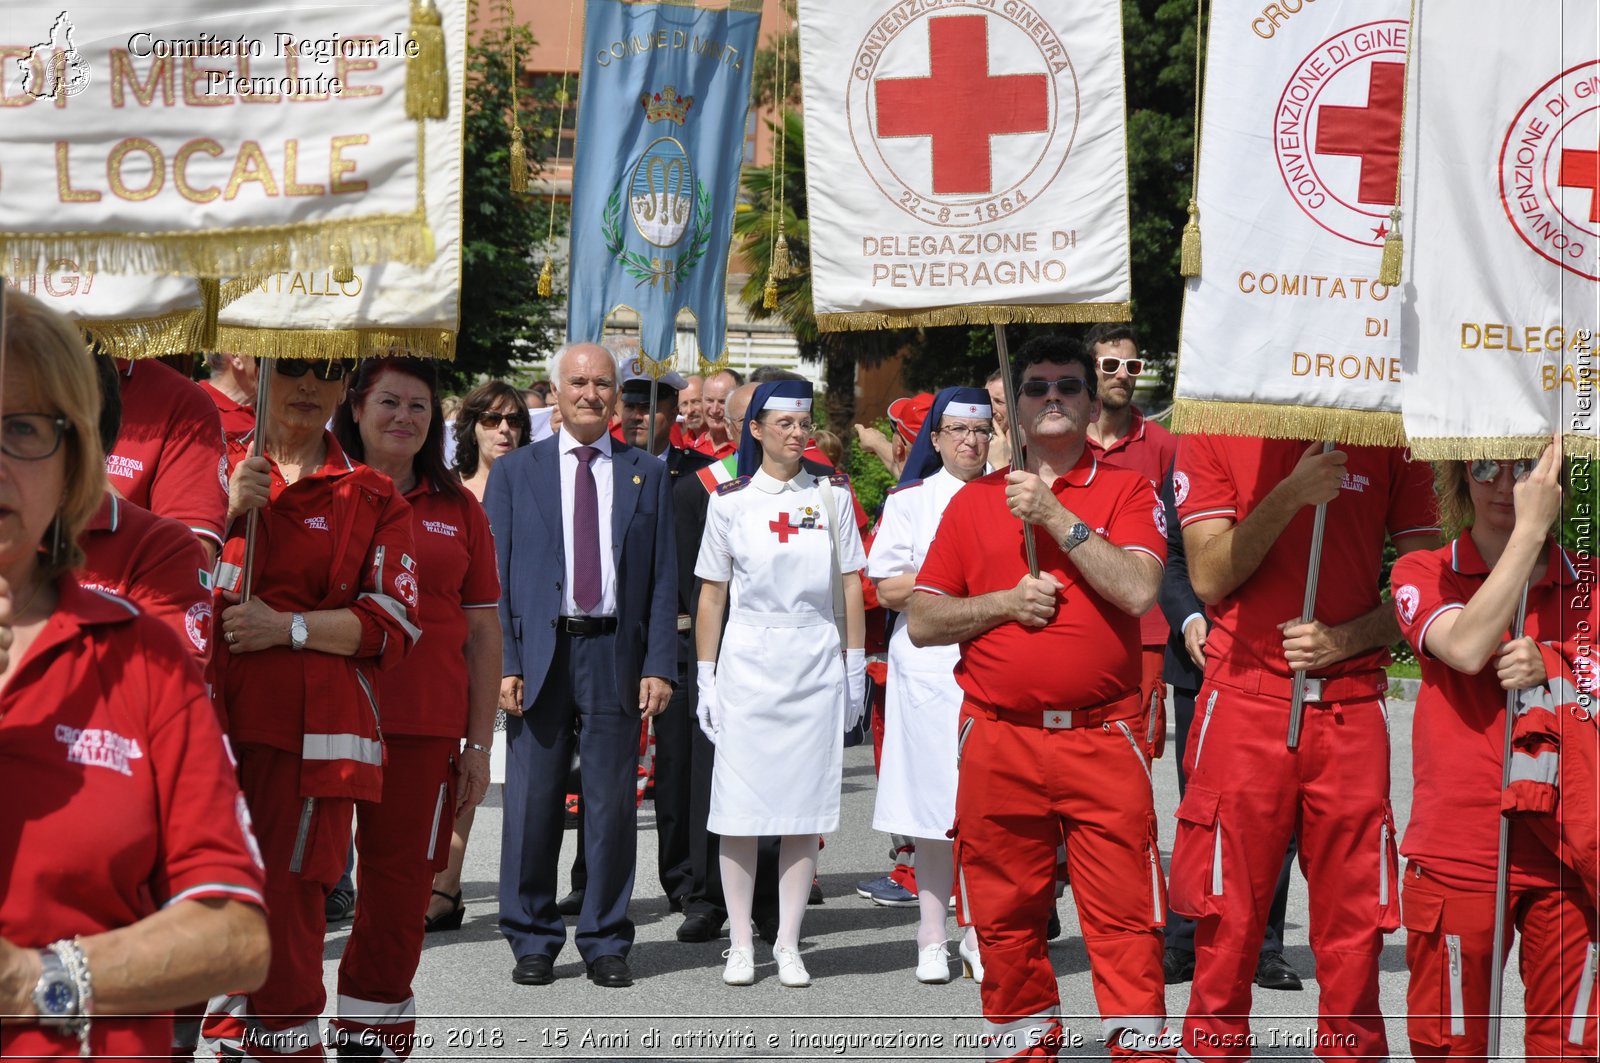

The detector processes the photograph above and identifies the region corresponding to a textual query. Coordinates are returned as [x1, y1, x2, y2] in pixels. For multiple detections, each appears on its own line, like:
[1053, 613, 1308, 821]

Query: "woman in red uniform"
[0, 290, 269, 1059]
[328, 357, 500, 1056]
[1391, 438, 1596, 1060]
[211, 356, 418, 1060]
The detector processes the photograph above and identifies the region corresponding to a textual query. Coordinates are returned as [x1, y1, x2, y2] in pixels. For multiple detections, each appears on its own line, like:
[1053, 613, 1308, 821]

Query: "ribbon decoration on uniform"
[565, 0, 761, 369]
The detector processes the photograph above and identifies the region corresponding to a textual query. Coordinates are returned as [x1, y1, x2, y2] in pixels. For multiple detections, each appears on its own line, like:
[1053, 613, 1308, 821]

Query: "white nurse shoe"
[721, 946, 755, 986]
[958, 935, 984, 984]
[916, 941, 952, 983]
[772, 944, 811, 987]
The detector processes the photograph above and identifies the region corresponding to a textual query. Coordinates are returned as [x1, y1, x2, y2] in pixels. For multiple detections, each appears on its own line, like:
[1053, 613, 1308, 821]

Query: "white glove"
[844, 649, 867, 730]
[696, 661, 719, 743]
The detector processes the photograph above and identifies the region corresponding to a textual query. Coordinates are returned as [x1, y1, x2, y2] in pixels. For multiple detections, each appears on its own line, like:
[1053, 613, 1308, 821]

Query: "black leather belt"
[557, 615, 617, 636]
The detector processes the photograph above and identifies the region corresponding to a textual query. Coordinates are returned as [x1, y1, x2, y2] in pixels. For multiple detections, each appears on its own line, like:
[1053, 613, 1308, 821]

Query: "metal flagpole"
[991, 324, 1038, 578]
[240, 363, 271, 602]
[1286, 440, 1334, 750]
[1486, 581, 1533, 1058]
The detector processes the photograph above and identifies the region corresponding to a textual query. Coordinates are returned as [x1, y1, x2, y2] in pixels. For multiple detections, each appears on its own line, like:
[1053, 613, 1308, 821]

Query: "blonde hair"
[3, 290, 106, 577]
[1433, 461, 1473, 541]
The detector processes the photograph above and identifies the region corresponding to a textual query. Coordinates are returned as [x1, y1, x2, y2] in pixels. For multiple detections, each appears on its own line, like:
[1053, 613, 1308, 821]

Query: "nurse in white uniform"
[693, 380, 867, 988]
[867, 386, 994, 984]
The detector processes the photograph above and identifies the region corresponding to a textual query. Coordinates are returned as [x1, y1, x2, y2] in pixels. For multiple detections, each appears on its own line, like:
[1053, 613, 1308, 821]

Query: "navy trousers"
[500, 630, 640, 964]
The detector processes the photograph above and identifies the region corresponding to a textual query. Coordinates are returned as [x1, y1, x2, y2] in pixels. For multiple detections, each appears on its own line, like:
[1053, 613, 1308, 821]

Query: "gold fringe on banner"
[330, 238, 355, 284]
[1170, 398, 1405, 446]
[537, 259, 554, 297]
[406, 0, 449, 120]
[816, 302, 1133, 332]
[197, 277, 221, 349]
[0, 215, 433, 280]
[78, 311, 210, 359]
[1407, 433, 1599, 461]
[214, 326, 458, 362]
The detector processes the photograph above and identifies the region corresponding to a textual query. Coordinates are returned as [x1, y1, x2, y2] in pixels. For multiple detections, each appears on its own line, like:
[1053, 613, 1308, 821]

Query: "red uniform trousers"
[954, 698, 1172, 1062]
[1136, 647, 1166, 759]
[233, 744, 355, 1059]
[1402, 863, 1598, 1061]
[1169, 679, 1398, 1063]
[331, 736, 457, 1060]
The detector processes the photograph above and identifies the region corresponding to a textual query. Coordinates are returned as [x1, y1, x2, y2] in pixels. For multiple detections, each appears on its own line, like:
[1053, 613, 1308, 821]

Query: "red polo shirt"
[690, 428, 738, 459]
[1088, 407, 1178, 646]
[108, 359, 228, 549]
[1392, 534, 1584, 890]
[377, 480, 500, 738]
[1175, 435, 1439, 681]
[199, 380, 257, 445]
[80, 492, 213, 673]
[916, 449, 1166, 712]
[0, 580, 266, 1060]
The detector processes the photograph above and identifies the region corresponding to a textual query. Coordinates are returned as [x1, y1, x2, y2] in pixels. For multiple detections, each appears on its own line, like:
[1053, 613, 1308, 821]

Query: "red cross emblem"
[874, 15, 1049, 196]
[1048, 713, 1065, 727]
[1315, 62, 1404, 206]
[1559, 137, 1600, 224]
[1497, 59, 1600, 282]
[769, 513, 801, 543]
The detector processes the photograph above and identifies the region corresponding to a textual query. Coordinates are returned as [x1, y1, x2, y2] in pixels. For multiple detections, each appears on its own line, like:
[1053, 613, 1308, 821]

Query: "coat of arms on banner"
[1498, 60, 1599, 282]
[603, 87, 713, 292]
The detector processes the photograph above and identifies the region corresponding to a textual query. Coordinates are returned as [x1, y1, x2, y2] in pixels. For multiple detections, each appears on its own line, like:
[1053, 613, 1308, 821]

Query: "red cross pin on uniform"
[769, 512, 803, 543]
[1499, 58, 1600, 281]
[847, 2, 1079, 229]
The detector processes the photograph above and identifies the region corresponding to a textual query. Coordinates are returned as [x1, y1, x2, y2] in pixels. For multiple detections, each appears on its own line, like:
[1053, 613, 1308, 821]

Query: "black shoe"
[808, 878, 824, 905]
[511, 955, 555, 986]
[1163, 947, 1196, 984]
[1046, 909, 1061, 941]
[586, 955, 633, 988]
[424, 889, 464, 933]
[556, 890, 585, 916]
[668, 895, 686, 914]
[755, 913, 780, 946]
[676, 912, 726, 943]
[1255, 950, 1303, 991]
[324, 887, 356, 923]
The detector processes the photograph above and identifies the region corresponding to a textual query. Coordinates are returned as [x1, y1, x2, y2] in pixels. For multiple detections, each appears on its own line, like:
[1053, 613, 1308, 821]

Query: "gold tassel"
[770, 236, 793, 281]
[197, 277, 221, 350]
[331, 238, 354, 284]
[762, 276, 778, 310]
[1179, 198, 1202, 278]
[537, 259, 553, 297]
[1377, 207, 1403, 287]
[405, 0, 448, 120]
[509, 124, 528, 193]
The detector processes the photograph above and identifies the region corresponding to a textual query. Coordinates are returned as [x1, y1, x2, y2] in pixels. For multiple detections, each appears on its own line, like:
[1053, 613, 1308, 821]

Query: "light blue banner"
[567, 0, 761, 366]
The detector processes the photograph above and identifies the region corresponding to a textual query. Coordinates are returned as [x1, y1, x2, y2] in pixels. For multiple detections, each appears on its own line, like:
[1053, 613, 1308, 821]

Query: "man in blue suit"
[487, 341, 677, 989]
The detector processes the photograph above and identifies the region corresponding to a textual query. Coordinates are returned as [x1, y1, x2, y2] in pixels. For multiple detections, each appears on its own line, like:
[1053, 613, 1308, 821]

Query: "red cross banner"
[1173, 0, 1411, 445]
[795, 0, 1132, 330]
[1400, 0, 1599, 459]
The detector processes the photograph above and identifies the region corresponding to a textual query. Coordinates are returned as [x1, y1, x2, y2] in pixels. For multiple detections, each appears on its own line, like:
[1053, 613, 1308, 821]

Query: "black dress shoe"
[1255, 950, 1303, 991]
[511, 955, 555, 986]
[676, 912, 725, 943]
[556, 890, 584, 916]
[587, 955, 633, 988]
[325, 887, 356, 923]
[1163, 947, 1196, 985]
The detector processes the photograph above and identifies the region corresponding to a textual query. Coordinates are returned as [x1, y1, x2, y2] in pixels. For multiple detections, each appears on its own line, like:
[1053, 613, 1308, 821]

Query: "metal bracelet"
[46, 937, 93, 1057]
[463, 741, 492, 755]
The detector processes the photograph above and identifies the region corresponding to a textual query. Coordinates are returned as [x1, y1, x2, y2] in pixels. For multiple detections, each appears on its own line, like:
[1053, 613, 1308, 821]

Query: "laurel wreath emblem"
[603, 182, 712, 288]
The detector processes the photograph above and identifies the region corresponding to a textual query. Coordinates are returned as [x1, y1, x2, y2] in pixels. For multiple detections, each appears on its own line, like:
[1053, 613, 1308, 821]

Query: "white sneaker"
[916, 941, 952, 984]
[958, 936, 984, 984]
[772, 944, 810, 987]
[721, 946, 755, 986]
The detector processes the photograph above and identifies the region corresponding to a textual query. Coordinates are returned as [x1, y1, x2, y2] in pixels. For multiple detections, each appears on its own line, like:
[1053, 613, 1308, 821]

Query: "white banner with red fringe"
[796, 0, 1131, 331]
[1173, 0, 1411, 445]
[216, 0, 465, 361]
[0, 1, 437, 278]
[1400, 0, 1599, 459]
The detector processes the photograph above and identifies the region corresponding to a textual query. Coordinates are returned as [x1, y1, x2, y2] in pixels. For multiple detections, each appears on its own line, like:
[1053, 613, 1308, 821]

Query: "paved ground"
[318, 696, 1529, 1060]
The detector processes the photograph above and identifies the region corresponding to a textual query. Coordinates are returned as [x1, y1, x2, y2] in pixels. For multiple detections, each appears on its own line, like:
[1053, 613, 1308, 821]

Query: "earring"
[49, 512, 65, 567]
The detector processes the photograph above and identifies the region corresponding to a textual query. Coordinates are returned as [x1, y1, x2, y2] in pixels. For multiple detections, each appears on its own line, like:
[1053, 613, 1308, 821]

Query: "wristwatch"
[289, 612, 309, 651]
[33, 948, 79, 1024]
[1062, 520, 1091, 553]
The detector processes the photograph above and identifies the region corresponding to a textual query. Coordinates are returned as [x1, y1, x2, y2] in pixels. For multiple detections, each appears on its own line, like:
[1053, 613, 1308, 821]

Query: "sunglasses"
[275, 359, 356, 382]
[1019, 377, 1091, 399]
[1468, 458, 1535, 485]
[1099, 356, 1144, 376]
[477, 411, 528, 429]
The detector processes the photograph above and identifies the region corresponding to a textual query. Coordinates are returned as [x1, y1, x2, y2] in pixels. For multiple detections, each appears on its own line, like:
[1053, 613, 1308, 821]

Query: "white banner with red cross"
[796, 0, 1131, 331]
[1399, 0, 1599, 459]
[1173, 0, 1410, 445]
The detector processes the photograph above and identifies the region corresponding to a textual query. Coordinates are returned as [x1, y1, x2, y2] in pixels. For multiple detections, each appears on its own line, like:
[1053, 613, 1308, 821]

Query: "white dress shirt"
[557, 426, 616, 617]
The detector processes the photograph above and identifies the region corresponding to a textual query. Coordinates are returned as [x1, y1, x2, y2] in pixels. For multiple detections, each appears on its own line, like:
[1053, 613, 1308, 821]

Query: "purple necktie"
[572, 446, 601, 613]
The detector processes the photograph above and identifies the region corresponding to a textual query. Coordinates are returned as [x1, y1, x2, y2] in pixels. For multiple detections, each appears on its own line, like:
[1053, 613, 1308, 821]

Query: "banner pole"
[992, 324, 1038, 578]
[1286, 440, 1333, 750]
[1486, 580, 1532, 1059]
[240, 364, 271, 603]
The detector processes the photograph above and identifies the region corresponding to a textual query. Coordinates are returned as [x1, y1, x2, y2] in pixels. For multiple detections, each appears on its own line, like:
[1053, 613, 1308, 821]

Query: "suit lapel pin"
[633, 474, 642, 484]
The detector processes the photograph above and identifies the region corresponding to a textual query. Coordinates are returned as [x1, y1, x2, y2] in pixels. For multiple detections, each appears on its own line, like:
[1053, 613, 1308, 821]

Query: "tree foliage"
[452, 10, 566, 390]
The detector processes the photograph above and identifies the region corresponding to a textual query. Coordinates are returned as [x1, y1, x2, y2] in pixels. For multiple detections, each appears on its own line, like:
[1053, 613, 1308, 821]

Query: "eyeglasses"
[764, 417, 814, 436]
[1098, 356, 1144, 376]
[477, 410, 528, 429]
[275, 359, 356, 382]
[938, 424, 995, 441]
[1018, 377, 1090, 399]
[1468, 458, 1535, 485]
[1, 413, 71, 461]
